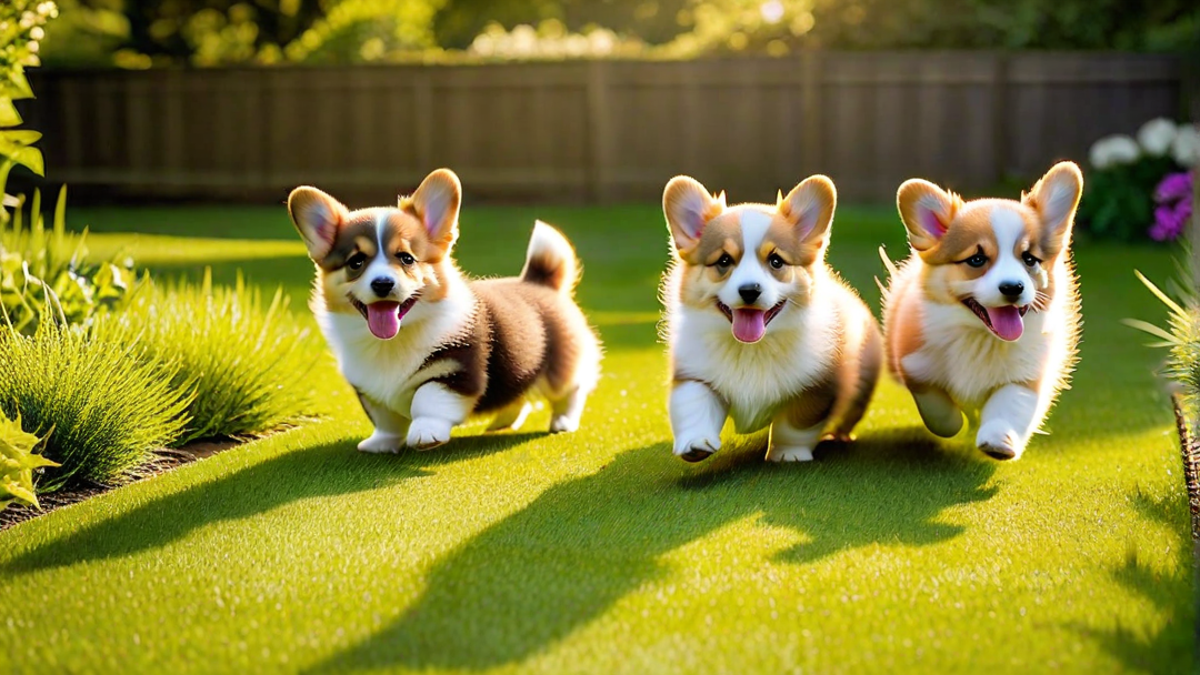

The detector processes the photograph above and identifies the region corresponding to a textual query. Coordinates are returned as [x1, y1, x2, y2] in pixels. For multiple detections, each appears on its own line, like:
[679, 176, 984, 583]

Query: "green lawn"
[0, 201, 1194, 675]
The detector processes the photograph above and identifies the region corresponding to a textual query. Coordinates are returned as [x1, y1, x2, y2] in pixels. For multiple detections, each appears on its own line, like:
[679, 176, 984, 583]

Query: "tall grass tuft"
[96, 270, 317, 445]
[0, 323, 191, 489]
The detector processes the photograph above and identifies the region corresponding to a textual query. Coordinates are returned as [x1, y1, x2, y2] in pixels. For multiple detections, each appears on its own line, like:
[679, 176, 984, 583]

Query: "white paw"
[976, 421, 1023, 460]
[549, 414, 579, 434]
[406, 417, 453, 451]
[673, 435, 721, 463]
[767, 446, 815, 463]
[357, 431, 404, 454]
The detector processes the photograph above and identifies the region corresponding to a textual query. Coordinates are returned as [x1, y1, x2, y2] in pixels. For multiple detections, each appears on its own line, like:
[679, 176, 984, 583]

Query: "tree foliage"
[39, 0, 1200, 67]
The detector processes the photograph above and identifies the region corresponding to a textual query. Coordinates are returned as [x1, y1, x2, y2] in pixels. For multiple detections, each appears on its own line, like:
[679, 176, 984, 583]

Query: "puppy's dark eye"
[1021, 251, 1041, 267]
[347, 253, 367, 271]
[398, 252, 416, 265]
[715, 253, 735, 268]
[965, 253, 988, 268]
[768, 253, 786, 270]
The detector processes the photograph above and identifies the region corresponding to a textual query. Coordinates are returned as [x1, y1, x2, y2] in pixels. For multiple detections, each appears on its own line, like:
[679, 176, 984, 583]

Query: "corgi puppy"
[287, 169, 601, 452]
[661, 175, 882, 463]
[882, 161, 1083, 460]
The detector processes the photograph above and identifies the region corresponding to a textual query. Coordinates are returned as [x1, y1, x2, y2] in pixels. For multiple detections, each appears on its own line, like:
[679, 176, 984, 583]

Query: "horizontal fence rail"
[18, 52, 1185, 205]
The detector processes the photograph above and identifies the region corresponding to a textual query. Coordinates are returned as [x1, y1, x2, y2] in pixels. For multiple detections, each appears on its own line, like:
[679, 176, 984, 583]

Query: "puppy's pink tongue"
[986, 306, 1024, 341]
[732, 308, 767, 343]
[366, 301, 402, 340]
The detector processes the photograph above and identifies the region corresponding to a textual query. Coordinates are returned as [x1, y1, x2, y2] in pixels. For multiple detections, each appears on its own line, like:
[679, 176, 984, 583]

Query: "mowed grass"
[0, 199, 1193, 675]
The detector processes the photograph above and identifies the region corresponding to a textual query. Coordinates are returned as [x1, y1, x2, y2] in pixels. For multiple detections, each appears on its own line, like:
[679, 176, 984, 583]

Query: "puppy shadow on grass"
[0, 431, 541, 575]
[306, 427, 998, 674]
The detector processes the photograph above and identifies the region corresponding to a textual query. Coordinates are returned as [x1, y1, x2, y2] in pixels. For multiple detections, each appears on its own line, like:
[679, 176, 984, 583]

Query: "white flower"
[1172, 124, 1200, 168]
[1137, 117, 1178, 156]
[1088, 134, 1140, 170]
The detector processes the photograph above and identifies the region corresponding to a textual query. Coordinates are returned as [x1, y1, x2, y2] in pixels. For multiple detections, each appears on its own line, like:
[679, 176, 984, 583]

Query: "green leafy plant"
[95, 270, 316, 445]
[0, 187, 141, 334]
[0, 409, 57, 510]
[0, 0, 55, 205]
[0, 322, 191, 489]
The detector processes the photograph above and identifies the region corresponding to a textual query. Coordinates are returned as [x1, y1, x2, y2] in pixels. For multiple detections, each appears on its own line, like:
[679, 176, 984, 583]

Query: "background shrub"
[96, 270, 316, 445]
[0, 323, 191, 490]
[1, 187, 140, 334]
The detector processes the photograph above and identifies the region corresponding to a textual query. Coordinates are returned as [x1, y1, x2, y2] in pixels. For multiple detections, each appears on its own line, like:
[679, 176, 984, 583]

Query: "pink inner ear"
[919, 208, 947, 239]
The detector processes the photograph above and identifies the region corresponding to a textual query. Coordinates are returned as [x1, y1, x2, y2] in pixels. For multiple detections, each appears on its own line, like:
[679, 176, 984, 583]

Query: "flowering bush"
[1151, 172, 1194, 242]
[1079, 118, 1197, 242]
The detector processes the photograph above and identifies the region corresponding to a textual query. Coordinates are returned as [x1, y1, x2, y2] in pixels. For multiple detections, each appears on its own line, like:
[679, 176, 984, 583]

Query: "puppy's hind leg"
[830, 320, 883, 442]
[547, 387, 588, 434]
[487, 399, 533, 432]
[911, 385, 964, 438]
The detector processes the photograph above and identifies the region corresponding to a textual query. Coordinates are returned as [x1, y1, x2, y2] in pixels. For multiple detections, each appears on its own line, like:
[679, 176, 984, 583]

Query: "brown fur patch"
[423, 278, 596, 413]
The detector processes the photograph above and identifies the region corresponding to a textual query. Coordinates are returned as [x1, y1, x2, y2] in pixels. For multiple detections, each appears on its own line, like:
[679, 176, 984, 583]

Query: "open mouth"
[716, 300, 786, 344]
[961, 297, 1029, 342]
[350, 294, 419, 340]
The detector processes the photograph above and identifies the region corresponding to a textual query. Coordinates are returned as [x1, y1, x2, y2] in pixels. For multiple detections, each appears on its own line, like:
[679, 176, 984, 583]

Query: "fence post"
[800, 50, 823, 178]
[586, 60, 612, 203]
[992, 52, 1011, 188]
[415, 70, 434, 171]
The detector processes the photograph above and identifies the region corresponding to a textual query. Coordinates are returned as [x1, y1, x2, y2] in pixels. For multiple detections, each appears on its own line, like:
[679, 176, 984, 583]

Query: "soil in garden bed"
[0, 439, 241, 532]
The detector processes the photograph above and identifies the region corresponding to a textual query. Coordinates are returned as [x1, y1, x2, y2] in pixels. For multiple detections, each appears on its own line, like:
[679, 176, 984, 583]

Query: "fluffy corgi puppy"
[882, 161, 1083, 460]
[661, 175, 882, 463]
[288, 168, 601, 452]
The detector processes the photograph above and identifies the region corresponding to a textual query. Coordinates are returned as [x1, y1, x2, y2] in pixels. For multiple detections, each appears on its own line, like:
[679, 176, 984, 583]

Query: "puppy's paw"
[549, 414, 580, 434]
[976, 421, 1022, 461]
[673, 435, 720, 463]
[766, 445, 815, 463]
[357, 431, 404, 454]
[406, 418, 453, 451]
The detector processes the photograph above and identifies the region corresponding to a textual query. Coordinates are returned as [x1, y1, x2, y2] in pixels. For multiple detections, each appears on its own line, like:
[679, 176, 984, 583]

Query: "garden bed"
[0, 438, 241, 531]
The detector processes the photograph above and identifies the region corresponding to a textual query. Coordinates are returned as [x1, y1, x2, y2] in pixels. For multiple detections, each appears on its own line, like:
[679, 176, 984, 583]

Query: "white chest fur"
[669, 298, 837, 433]
[315, 285, 474, 416]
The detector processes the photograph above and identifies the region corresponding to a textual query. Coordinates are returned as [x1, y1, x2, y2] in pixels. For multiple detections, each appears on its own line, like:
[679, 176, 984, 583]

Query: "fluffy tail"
[521, 220, 580, 294]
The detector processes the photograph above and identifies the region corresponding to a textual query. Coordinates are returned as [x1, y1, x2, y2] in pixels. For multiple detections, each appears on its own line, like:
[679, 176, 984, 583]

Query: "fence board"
[18, 52, 1183, 204]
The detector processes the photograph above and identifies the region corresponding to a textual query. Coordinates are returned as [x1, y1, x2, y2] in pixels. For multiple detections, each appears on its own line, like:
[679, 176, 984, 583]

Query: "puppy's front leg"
[407, 382, 476, 451]
[356, 391, 410, 454]
[669, 380, 727, 462]
[976, 383, 1040, 460]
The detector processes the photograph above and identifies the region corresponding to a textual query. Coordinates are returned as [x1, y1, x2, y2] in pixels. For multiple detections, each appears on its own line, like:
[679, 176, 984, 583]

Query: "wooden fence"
[19, 52, 1186, 205]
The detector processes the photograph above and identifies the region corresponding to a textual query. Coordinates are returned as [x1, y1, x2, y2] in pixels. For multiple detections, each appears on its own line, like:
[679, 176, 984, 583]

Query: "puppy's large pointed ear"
[663, 175, 725, 255]
[405, 168, 462, 249]
[1024, 161, 1083, 256]
[897, 179, 958, 252]
[779, 175, 837, 251]
[288, 186, 347, 262]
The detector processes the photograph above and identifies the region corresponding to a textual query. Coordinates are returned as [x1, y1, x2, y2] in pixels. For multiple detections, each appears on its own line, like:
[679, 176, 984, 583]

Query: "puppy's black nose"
[370, 277, 395, 298]
[738, 283, 762, 304]
[999, 281, 1024, 300]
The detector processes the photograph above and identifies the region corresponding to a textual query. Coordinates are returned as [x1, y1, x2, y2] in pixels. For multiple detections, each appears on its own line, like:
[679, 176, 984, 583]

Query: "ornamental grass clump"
[95, 270, 317, 445]
[0, 322, 190, 490]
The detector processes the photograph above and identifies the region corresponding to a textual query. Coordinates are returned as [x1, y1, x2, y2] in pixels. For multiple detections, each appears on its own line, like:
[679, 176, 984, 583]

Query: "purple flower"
[1156, 171, 1193, 205]
[1149, 199, 1191, 242]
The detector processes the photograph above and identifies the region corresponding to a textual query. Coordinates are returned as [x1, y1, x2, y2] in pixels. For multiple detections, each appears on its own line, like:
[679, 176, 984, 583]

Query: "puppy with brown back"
[288, 169, 601, 452]
[882, 162, 1083, 460]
